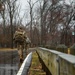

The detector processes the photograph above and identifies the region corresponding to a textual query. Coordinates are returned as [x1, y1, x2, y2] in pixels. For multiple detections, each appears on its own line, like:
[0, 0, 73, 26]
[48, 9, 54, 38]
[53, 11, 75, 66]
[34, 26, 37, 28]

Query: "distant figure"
[13, 26, 27, 62]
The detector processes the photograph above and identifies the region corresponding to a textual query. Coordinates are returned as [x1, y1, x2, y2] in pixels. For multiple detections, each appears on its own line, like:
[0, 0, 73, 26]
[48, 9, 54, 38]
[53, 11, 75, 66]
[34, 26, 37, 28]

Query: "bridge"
[36, 47, 75, 75]
[0, 47, 75, 75]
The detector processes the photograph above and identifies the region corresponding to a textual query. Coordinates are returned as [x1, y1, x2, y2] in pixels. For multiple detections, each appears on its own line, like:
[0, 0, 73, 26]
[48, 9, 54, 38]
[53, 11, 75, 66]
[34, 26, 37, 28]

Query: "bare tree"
[60, 2, 75, 46]
[0, 4, 6, 35]
[35, 0, 74, 46]
[27, 0, 38, 44]
[6, 0, 18, 48]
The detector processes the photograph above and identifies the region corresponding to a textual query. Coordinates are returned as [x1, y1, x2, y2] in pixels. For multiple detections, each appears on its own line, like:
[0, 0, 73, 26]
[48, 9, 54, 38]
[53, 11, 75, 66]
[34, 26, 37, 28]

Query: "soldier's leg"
[17, 43, 22, 59]
[21, 44, 24, 59]
[17, 43, 20, 56]
[17, 45, 23, 67]
[25, 44, 28, 55]
[17, 42, 19, 50]
[18, 45, 21, 59]
[19, 45, 24, 63]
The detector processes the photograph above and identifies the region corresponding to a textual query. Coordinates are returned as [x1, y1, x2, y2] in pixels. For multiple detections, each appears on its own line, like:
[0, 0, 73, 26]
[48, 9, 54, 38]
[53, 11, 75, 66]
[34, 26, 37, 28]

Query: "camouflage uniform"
[13, 26, 27, 61]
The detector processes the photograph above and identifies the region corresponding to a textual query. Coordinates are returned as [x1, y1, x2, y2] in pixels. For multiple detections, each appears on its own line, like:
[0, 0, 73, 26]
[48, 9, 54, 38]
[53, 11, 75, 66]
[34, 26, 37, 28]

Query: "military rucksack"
[14, 31, 26, 44]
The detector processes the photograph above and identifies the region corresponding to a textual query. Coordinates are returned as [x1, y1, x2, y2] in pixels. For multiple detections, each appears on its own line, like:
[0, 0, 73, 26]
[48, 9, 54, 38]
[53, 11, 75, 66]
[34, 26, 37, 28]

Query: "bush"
[70, 44, 75, 55]
[44, 45, 50, 48]
[56, 44, 68, 53]
[45, 45, 56, 50]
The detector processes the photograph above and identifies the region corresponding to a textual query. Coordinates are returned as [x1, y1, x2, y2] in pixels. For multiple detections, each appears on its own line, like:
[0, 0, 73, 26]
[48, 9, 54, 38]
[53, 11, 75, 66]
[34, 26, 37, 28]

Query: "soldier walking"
[13, 26, 27, 62]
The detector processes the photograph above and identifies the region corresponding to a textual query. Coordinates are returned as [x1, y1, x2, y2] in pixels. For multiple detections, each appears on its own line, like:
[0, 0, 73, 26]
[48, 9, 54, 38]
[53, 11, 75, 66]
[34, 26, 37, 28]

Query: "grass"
[28, 51, 46, 75]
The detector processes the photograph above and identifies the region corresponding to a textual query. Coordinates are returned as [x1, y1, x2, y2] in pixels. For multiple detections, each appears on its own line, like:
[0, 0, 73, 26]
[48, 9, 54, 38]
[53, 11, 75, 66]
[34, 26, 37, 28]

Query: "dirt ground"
[28, 51, 46, 75]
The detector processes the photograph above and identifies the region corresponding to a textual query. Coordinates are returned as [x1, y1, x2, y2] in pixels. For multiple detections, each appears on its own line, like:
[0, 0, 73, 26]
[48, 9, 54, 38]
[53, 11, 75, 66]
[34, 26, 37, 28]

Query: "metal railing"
[17, 52, 32, 75]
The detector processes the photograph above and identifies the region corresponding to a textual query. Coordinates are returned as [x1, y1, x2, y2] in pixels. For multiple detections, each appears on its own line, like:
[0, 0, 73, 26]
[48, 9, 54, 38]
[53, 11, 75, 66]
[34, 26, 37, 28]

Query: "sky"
[18, 0, 74, 25]
[19, 0, 37, 11]
[19, 0, 74, 7]
[19, 0, 28, 10]
[18, 0, 37, 25]
[18, 0, 29, 25]
[19, 0, 74, 15]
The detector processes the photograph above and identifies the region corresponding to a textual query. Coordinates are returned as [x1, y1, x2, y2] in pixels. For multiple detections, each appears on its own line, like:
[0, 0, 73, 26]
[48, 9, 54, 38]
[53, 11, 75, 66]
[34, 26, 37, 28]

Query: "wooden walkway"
[28, 51, 46, 75]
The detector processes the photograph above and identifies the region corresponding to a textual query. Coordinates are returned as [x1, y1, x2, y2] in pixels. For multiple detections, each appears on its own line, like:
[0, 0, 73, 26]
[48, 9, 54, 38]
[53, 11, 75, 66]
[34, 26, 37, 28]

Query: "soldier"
[13, 26, 27, 62]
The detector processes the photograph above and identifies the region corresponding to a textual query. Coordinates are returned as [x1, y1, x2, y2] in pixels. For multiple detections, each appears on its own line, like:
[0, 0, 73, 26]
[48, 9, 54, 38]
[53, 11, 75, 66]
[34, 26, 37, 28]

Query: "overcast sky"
[19, 0, 74, 25]
[19, 0, 74, 15]
[19, 0, 28, 10]
[18, 0, 37, 25]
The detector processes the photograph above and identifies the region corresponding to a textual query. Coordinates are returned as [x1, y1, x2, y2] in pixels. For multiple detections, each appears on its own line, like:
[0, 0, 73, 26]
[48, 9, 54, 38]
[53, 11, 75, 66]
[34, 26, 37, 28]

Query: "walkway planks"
[28, 51, 46, 75]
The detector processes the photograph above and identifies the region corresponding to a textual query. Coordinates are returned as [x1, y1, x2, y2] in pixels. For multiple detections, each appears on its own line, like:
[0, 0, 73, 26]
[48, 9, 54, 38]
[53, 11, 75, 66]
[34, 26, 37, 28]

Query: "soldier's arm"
[23, 31, 27, 39]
